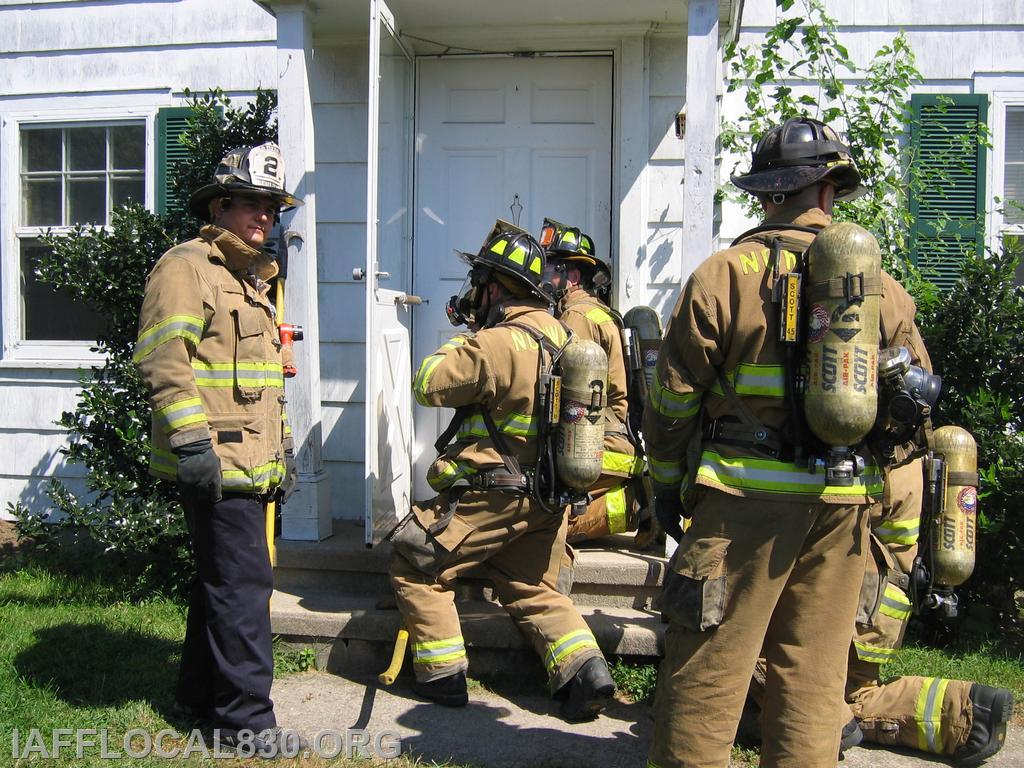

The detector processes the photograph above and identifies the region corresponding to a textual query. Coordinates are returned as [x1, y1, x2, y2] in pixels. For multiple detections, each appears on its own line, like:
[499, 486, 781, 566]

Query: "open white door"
[364, 0, 415, 546]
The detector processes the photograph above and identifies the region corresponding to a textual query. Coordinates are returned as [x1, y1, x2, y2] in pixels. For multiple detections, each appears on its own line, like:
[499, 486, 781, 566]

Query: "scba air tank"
[555, 339, 608, 491]
[931, 426, 978, 587]
[623, 306, 663, 392]
[803, 222, 881, 450]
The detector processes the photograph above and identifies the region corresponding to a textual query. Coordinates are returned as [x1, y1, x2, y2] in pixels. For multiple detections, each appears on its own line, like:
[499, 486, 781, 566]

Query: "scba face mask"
[445, 266, 489, 327]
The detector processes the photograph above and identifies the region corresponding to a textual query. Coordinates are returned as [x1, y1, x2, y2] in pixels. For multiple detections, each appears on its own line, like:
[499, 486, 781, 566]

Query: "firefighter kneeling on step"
[646, 117, 933, 768]
[387, 220, 616, 721]
[539, 219, 649, 544]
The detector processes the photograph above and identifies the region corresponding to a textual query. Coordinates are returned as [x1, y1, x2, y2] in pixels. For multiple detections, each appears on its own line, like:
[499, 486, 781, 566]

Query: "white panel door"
[413, 55, 613, 500]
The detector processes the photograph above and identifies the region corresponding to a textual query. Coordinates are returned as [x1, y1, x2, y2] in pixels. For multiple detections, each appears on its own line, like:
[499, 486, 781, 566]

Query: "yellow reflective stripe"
[606, 486, 628, 534]
[190, 360, 284, 388]
[696, 450, 883, 497]
[490, 239, 508, 256]
[710, 363, 786, 398]
[853, 640, 897, 664]
[282, 410, 292, 437]
[648, 456, 684, 485]
[507, 245, 526, 265]
[133, 314, 204, 362]
[426, 459, 478, 491]
[528, 255, 543, 274]
[412, 635, 466, 665]
[154, 396, 207, 433]
[414, 355, 445, 404]
[602, 450, 644, 476]
[584, 307, 613, 325]
[544, 629, 599, 673]
[149, 447, 178, 479]
[879, 584, 912, 621]
[649, 372, 701, 420]
[457, 411, 537, 440]
[915, 677, 950, 753]
[875, 517, 920, 546]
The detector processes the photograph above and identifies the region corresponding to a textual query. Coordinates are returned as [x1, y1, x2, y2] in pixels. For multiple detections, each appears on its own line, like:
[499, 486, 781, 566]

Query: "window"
[999, 105, 1024, 284]
[16, 123, 145, 343]
[908, 94, 988, 291]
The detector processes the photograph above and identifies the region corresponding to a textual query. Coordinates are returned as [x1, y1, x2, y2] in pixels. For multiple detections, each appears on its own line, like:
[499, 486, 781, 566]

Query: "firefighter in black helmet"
[646, 117, 932, 768]
[390, 220, 616, 721]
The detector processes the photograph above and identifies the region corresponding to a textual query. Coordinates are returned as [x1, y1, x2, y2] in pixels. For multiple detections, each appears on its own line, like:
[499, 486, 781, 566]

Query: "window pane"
[21, 129, 62, 172]
[22, 177, 62, 226]
[110, 124, 145, 170]
[1004, 164, 1024, 226]
[68, 176, 106, 224]
[1004, 234, 1024, 287]
[1005, 108, 1024, 163]
[20, 239, 103, 341]
[111, 174, 144, 209]
[67, 126, 107, 171]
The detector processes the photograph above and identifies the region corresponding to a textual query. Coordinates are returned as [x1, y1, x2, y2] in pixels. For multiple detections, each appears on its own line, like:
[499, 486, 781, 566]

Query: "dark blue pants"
[176, 494, 276, 734]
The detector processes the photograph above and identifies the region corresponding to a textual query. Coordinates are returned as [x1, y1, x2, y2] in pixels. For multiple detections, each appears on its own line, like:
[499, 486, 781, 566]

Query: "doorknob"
[395, 294, 427, 306]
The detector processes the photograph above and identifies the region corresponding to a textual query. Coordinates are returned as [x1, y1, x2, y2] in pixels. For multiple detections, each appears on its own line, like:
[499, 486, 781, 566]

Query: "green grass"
[0, 552, 445, 767]
[884, 635, 1024, 703]
[609, 658, 658, 704]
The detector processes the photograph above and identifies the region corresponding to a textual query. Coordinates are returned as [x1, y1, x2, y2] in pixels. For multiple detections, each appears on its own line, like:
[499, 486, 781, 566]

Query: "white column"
[681, 0, 719, 280]
[277, 3, 331, 540]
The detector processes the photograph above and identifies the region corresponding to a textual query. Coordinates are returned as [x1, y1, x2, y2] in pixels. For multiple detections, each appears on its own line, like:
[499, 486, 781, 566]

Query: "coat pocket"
[658, 535, 730, 631]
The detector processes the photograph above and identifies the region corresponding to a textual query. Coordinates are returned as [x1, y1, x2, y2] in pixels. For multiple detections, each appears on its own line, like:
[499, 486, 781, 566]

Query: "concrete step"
[270, 584, 666, 677]
[274, 519, 668, 610]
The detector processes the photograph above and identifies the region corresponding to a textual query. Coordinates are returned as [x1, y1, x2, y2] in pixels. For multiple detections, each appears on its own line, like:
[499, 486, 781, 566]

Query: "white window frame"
[2, 106, 157, 366]
[987, 91, 1024, 253]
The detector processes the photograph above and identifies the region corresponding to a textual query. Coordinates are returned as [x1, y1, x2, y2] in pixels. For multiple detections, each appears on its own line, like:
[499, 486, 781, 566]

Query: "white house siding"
[0, 0, 276, 518]
[721, 0, 1024, 242]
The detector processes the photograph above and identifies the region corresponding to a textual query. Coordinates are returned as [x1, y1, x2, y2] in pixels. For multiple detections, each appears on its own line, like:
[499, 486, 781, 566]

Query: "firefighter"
[539, 219, 646, 543]
[846, 458, 1014, 764]
[133, 142, 302, 753]
[388, 221, 616, 721]
[744, 459, 1014, 765]
[646, 117, 931, 768]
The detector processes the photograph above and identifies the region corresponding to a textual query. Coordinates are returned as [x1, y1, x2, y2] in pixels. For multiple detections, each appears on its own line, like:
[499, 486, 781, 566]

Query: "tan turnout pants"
[649, 489, 871, 768]
[389, 488, 604, 693]
[847, 650, 974, 753]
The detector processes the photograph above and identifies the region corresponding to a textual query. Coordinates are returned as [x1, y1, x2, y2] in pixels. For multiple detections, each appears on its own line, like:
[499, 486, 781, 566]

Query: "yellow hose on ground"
[378, 628, 409, 685]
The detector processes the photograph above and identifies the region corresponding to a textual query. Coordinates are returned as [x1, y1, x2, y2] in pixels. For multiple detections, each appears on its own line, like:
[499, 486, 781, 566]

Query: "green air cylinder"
[623, 305, 663, 392]
[931, 426, 978, 587]
[556, 339, 608, 490]
[803, 222, 881, 448]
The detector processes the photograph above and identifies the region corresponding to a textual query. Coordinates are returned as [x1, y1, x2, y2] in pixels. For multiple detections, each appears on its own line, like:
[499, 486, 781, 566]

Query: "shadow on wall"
[4, 446, 86, 522]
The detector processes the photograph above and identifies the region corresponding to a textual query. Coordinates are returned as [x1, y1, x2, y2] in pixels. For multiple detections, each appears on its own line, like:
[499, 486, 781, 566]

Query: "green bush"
[917, 247, 1024, 626]
[10, 89, 277, 592]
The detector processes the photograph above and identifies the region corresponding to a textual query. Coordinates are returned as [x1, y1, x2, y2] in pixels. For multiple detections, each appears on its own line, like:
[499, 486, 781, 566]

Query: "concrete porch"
[271, 521, 668, 679]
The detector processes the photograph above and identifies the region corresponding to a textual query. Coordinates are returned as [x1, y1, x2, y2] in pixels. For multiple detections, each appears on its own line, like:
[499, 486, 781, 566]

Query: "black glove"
[654, 492, 686, 543]
[278, 450, 298, 505]
[175, 438, 222, 508]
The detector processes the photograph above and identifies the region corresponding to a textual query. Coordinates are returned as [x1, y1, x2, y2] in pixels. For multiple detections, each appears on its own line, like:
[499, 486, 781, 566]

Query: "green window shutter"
[156, 107, 193, 216]
[908, 94, 988, 291]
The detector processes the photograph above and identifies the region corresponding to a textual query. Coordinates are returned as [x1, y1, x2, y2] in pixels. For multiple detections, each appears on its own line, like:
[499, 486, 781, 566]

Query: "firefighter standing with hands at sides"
[539, 219, 648, 544]
[388, 220, 616, 721]
[645, 117, 932, 768]
[133, 143, 302, 754]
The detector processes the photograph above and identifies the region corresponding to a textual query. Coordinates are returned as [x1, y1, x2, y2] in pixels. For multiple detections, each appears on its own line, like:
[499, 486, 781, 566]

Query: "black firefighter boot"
[954, 684, 1014, 766]
[558, 657, 616, 722]
[411, 671, 468, 708]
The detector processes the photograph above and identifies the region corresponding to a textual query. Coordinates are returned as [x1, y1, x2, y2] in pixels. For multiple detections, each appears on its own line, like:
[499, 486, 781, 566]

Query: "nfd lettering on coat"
[737, 247, 797, 276]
